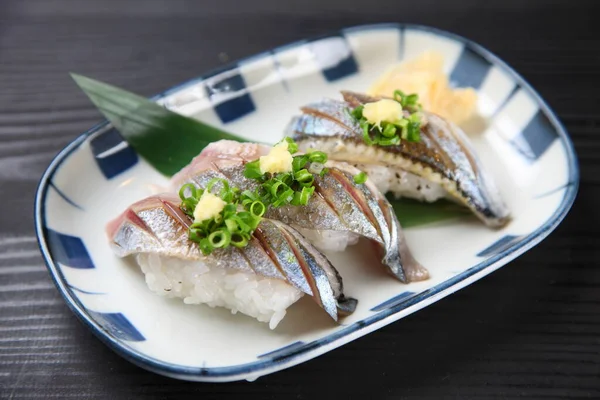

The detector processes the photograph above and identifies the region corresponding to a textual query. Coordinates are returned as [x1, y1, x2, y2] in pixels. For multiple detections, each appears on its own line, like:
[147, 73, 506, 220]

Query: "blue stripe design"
[45, 229, 94, 269]
[311, 37, 358, 82]
[68, 285, 105, 295]
[49, 181, 84, 211]
[450, 47, 491, 89]
[490, 85, 519, 118]
[370, 291, 416, 312]
[205, 70, 255, 123]
[511, 111, 558, 161]
[258, 341, 306, 360]
[89, 311, 145, 342]
[476, 235, 523, 258]
[90, 128, 138, 179]
[534, 182, 574, 199]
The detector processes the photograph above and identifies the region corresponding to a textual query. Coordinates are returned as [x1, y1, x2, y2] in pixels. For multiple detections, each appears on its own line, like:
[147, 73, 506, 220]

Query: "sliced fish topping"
[170, 140, 429, 283]
[106, 193, 357, 321]
[288, 91, 511, 228]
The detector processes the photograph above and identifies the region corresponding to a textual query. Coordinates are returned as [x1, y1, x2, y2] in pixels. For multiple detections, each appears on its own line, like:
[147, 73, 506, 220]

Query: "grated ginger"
[368, 51, 478, 126]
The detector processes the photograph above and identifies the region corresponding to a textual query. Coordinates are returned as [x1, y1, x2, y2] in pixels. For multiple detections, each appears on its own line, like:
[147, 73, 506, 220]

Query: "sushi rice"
[351, 163, 448, 203]
[135, 253, 304, 329]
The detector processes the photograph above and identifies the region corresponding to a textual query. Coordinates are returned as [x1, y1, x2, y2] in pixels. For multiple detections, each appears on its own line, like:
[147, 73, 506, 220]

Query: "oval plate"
[35, 23, 578, 382]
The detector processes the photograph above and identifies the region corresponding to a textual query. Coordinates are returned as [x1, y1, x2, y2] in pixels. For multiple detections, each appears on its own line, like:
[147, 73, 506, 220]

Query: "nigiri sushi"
[287, 90, 511, 228]
[106, 193, 357, 329]
[171, 139, 428, 283]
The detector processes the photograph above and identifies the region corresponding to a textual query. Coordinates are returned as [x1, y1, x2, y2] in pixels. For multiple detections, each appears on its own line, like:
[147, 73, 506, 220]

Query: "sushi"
[287, 90, 511, 228]
[106, 193, 357, 329]
[171, 139, 429, 283]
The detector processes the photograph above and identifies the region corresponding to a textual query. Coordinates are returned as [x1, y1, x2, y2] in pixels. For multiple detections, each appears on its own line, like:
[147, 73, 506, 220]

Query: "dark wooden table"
[1, 0, 599, 398]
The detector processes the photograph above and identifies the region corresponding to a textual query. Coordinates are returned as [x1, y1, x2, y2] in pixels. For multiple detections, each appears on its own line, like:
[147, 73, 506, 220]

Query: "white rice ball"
[135, 253, 303, 329]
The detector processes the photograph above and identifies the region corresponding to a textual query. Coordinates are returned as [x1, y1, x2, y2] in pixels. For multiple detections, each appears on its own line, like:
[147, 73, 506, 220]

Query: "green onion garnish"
[350, 90, 423, 147]
[230, 232, 249, 248]
[178, 179, 266, 256]
[393, 90, 422, 110]
[249, 200, 266, 217]
[308, 151, 327, 164]
[353, 171, 368, 184]
[243, 159, 263, 179]
[284, 137, 299, 154]
[294, 169, 314, 187]
[242, 137, 330, 210]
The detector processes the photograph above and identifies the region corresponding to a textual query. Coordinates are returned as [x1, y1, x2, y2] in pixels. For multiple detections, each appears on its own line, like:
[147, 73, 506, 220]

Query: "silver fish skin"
[106, 193, 357, 321]
[287, 91, 511, 229]
[170, 141, 429, 283]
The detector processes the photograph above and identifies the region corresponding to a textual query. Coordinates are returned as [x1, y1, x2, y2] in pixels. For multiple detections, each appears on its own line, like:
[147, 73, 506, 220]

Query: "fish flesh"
[106, 193, 357, 329]
[171, 140, 429, 283]
[287, 90, 511, 228]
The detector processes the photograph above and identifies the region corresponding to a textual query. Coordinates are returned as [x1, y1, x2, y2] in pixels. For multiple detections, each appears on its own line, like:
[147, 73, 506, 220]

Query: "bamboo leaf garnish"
[70, 73, 249, 177]
[386, 195, 472, 228]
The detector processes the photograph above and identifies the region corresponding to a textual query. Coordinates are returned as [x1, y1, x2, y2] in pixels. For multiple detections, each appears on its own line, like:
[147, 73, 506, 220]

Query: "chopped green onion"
[268, 180, 290, 198]
[352, 89, 422, 147]
[361, 121, 374, 145]
[294, 169, 314, 187]
[179, 183, 198, 201]
[249, 200, 266, 217]
[308, 162, 324, 175]
[292, 185, 315, 206]
[243, 160, 263, 179]
[230, 232, 249, 248]
[208, 229, 231, 249]
[353, 171, 368, 184]
[206, 177, 228, 194]
[381, 123, 397, 138]
[407, 121, 421, 142]
[198, 238, 213, 255]
[393, 89, 405, 103]
[292, 155, 309, 172]
[378, 135, 401, 146]
[405, 93, 419, 107]
[283, 137, 299, 154]
[351, 105, 364, 120]
[273, 187, 294, 207]
[308, 151, 327, 164]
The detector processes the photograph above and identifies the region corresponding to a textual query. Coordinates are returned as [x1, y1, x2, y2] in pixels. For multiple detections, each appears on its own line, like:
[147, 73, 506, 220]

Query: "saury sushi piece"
[171, 140, 429, 283]
[287, 90, 511, 228]
[106, 193, 357, 329]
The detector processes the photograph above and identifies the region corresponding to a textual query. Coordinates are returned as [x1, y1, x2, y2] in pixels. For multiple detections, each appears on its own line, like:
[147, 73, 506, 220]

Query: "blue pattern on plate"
[450, 47, 491, 89]
[45, 228, 95, 269]
[90, 128, 138, 179]
[88, 311, 145, 342]
[205, 70, 255, 123]
[257, 341, 306, 360]
[370, 291, 417, 312]
[476, 235, 523, 258]
[68, 285, 105, 295]
[311, 36, 358, 82]
[49, 181, 84, 211]
[511, 111, 558, 162]
[512, 111, 558, 160]
[534, 182, 574, 199]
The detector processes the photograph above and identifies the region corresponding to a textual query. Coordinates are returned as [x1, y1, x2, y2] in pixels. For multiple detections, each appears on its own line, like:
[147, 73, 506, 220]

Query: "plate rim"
[34, 22, 580, 382]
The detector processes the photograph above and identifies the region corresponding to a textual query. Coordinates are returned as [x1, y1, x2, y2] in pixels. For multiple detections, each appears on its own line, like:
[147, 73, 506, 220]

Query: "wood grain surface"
[1, 0, 598, 398]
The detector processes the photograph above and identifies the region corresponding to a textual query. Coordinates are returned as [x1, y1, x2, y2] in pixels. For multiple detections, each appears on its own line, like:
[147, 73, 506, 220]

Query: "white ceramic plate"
[35, 23, 578, 382]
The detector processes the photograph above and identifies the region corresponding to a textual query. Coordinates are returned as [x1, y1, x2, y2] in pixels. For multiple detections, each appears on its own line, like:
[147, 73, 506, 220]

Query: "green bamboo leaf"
[387, 195, 473, 228]
[71, 73, 249, 177]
